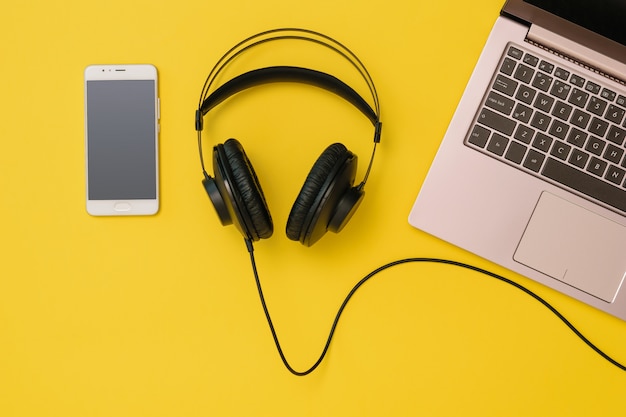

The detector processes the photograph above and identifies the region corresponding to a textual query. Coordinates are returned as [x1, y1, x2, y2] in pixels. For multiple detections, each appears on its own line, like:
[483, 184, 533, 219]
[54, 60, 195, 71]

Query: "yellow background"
[2, 1, 625, 416]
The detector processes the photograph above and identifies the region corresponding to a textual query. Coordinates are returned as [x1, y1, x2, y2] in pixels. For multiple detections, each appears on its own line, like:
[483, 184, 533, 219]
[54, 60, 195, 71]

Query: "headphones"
[192, 30, 626, 377]
[195, 28, 382, 247]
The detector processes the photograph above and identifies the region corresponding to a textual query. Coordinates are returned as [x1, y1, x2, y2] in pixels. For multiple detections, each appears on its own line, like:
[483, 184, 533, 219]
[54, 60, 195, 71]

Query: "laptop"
[409, 0, 626, 321]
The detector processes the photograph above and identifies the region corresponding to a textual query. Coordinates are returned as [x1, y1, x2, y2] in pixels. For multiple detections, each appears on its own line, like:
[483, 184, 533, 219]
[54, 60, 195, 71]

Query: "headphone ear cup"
[219, 138, 273, 241]
[286, 143, 358, 246]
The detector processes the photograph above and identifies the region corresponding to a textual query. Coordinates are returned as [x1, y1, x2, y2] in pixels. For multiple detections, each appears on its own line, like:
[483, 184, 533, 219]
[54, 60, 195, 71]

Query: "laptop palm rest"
[514, 192, 626, 302]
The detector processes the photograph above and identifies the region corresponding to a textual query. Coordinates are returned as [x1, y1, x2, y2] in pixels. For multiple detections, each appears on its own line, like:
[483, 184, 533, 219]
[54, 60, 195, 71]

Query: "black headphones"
[192, 30, 626, 377]
[195, 28, 382, 246]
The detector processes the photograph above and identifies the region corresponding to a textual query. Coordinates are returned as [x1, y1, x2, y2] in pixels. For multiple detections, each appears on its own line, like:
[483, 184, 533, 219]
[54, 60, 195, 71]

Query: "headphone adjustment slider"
[374, 121, 382, 143]
[195, 109, 204, 131]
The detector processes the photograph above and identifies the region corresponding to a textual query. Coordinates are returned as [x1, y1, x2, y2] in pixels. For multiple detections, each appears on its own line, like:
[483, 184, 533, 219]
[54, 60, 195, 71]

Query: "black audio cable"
[244, 238, 626, 376]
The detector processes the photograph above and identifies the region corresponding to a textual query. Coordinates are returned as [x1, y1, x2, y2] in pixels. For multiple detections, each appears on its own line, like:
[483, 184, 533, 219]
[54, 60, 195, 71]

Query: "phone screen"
[86, 79, 157, 200]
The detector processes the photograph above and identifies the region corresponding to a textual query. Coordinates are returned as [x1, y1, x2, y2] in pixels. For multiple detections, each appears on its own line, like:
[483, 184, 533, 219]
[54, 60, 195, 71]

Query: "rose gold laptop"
[409, 0, 626, 321]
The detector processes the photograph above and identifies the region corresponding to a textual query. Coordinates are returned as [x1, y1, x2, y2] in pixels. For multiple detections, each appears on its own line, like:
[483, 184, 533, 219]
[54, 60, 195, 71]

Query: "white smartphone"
[84, 64, 160, 216]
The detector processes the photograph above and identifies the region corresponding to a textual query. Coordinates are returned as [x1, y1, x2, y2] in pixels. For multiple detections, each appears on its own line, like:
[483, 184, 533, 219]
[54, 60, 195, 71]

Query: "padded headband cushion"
[223, 139, 273, 240]
[200, 66, 378, 125]
[286, 143, 348, 242]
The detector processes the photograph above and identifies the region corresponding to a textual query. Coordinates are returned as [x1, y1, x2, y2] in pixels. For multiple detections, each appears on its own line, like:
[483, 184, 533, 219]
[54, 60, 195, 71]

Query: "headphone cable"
[244, 238, 626, 375]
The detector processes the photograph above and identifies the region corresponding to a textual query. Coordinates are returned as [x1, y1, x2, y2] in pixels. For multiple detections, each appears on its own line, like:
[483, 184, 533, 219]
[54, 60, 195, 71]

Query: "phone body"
[84, 64, 160, 216]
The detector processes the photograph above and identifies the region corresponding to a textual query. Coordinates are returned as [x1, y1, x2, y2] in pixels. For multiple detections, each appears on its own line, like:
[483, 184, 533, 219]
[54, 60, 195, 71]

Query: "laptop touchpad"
[514, 192, 626, 302]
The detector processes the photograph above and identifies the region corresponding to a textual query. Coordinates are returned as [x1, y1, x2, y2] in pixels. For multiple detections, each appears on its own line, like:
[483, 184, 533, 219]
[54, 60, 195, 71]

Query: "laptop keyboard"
[465, 43, 626, 215]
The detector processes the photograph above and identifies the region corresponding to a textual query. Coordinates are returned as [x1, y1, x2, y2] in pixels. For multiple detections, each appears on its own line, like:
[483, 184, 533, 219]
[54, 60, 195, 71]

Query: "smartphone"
[84, 64, 160, 216]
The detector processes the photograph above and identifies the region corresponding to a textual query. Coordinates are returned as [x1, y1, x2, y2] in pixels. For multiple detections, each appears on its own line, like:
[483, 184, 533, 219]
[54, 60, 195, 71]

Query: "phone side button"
[114, 202, 132, 212]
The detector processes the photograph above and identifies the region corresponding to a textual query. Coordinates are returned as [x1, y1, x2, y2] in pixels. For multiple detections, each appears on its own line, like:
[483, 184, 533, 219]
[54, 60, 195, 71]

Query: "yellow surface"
[1, 1, 625, 416]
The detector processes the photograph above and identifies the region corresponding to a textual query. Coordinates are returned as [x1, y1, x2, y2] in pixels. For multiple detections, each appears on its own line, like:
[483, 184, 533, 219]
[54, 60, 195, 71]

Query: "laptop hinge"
[526, 25, 626, 85]
[527, 25, 626, 85]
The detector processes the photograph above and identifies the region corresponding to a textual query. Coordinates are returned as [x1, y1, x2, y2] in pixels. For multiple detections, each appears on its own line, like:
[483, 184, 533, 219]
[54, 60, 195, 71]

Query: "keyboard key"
[523, 149, 545, 172]
[542, 158, 626, 212]
[569, 149, 590, 168]
[516, 84, 536, 104]
[585, 136, 606, 156]
[588, 117, 609, 137]
[514, 64, 535, 84]
[477, 108, 516, 136]
[493, 75, 518, 96]
[533, 93, 554, 112]
[523, 54, 539, 67]
[587, 156, 608, 176]
[569, 88, 590, 107]
[607, 125, 626, 145]
[532, 73, 553, 92]
[617, 95, 626, 107]
[512, 103, 533, 124]
[585, 81, 601, 95]
[550, 141, 572, 160]
[468, 125, 491, 148]
[508, 46, 523, 59]
[514, 125, 535, 144]
[604, 144, 624, 164]
[500, 57, 516, 76]
[554, 67, 570, 80]
[552, 101, 573, 120]
[485, 91, 515, 115]
[605, 104, 625, 124]
[571, 109, 591, 129]
[533, 132, 553, 152]
[606, 165, 626, 185]
[567, 128, 588, 147]
[587, 96, 608, 116]
[550, 80, 571, 100]
[487, 133, 509, 156]
[570, 74, 585, 88]
[531, 111, 551, 131]
[549, 119, 569, 139]
[505, 141, 527, 164]
[539, 61, 555, 73]
[601, 88, 617, 101]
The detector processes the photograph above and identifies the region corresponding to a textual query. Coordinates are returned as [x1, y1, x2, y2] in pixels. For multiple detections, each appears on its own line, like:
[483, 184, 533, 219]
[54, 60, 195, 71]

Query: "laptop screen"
[524, 0, 626, 45]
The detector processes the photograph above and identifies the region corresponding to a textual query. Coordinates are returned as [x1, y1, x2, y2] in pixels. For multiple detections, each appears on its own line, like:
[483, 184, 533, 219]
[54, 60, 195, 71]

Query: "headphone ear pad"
[286, 143, 356, 246]
[222, 138, 273, 241]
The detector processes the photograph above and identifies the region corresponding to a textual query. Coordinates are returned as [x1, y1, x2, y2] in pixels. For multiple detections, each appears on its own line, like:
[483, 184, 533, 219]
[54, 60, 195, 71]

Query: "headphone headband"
[197, 28, 380, 120]
[198, 66, 378, 126]
[196, 28, 382, 182]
